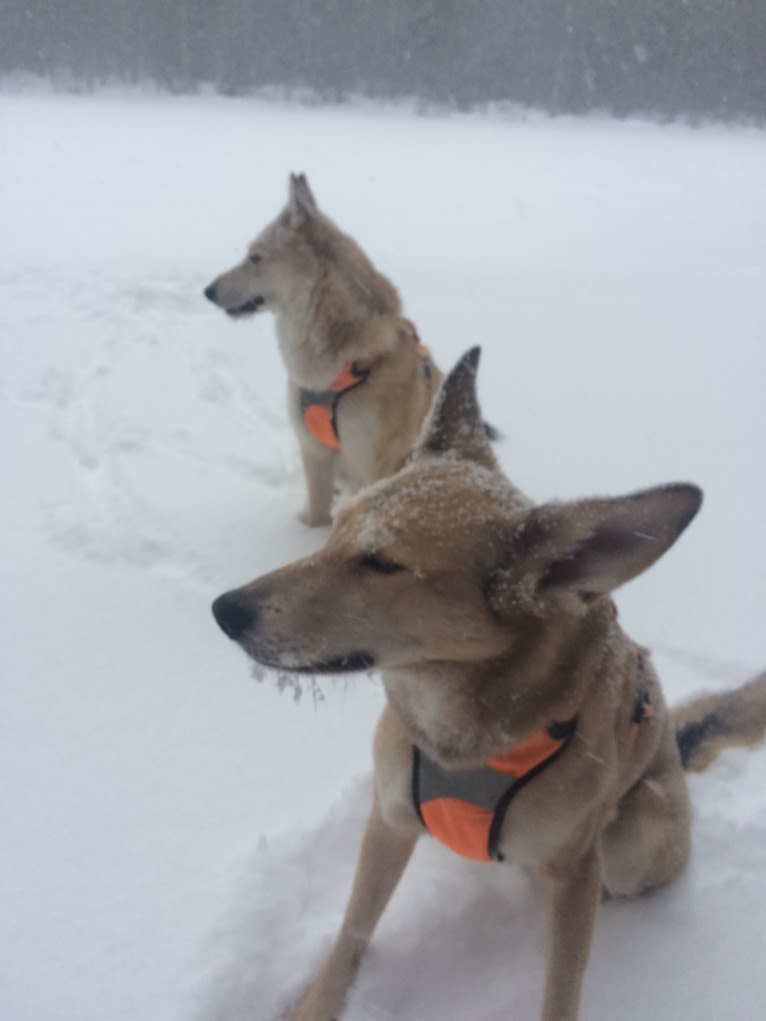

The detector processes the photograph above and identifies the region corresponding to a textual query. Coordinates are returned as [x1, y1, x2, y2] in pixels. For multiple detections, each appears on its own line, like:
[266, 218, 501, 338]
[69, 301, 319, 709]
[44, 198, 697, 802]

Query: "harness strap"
[412, 717, 577, 863]
[300, 334, 433, 450]
[299, 360, 369, 450]
[413, 649, 654, 864]
[630, 650, 654, 744]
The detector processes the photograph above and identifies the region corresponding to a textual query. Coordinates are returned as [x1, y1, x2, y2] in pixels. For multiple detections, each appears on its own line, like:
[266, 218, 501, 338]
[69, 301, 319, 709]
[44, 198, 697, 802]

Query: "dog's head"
[203, 173, 322, 319]
[212, 348, 702, 676]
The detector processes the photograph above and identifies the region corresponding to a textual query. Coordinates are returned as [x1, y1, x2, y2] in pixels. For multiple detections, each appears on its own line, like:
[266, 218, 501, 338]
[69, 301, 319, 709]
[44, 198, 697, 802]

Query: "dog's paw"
[283, 981, 343, 1021]
[298, 507, 332, 527]
[283, 999, 333, 1021]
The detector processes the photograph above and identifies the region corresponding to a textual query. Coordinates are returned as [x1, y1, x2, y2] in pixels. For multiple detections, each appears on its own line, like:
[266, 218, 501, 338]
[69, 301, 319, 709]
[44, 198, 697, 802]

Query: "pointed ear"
[287, 171, 318, 222]
[488, 483, 703, 615]
[414, 347, 497, 470]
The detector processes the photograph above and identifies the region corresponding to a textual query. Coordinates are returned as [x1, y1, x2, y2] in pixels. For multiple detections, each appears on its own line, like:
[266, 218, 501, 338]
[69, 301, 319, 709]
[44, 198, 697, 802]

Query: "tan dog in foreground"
[204, 173, 442, 525]
[212, 349, 766, 1020]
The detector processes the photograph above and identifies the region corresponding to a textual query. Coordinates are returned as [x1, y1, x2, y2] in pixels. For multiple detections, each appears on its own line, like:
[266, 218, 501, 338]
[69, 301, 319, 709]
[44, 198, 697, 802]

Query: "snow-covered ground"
[2, 92, 765, 1021]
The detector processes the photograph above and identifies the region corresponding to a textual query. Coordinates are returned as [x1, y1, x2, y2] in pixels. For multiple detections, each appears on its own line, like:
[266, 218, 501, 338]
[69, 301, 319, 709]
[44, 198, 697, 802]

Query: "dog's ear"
[487, 483, 702, 616]
[287, 172, 318, 223]
[414, 347, 497, 470]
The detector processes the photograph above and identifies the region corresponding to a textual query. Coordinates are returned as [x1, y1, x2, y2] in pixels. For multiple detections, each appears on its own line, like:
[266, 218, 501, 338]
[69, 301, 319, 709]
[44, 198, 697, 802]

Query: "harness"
[631, 649, 654, 739]
[412, 654, 654, 864]
[300, 338, 432, 451]
[300, 361, 370, 451]
[413, 719, 577, 863]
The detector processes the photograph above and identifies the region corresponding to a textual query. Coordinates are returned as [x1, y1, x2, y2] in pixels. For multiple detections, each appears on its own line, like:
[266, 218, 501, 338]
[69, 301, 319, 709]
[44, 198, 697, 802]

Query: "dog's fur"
[212, 349, 766, 1021]
[204, 173, 442, 525]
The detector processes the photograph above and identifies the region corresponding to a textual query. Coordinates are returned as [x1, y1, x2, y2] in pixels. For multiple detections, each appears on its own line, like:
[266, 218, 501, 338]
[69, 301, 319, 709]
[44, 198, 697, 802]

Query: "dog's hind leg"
[285, 797, 417, 1021]
[298, 443, 337, 527]
[601, 725, 691, 897]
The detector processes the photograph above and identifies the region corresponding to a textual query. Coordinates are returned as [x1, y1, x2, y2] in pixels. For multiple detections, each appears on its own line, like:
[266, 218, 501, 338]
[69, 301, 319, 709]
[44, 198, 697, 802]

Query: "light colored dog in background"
[204, 173, 442, 525]
[211, 349, 766, 1021]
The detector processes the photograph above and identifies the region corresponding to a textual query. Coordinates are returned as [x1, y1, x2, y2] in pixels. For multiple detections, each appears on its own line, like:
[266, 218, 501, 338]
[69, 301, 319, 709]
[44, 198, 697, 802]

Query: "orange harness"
[300, 361, 370, 451]
[413, 659, 653, 863]
[413, 719, 577, 862]
[302, 363, 369, 451]
[300, 341, 432, 451]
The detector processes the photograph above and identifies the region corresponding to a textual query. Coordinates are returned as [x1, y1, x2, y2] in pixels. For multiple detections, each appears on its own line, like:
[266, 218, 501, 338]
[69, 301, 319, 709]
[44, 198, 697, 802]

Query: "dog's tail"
[673, 669, 766, 772]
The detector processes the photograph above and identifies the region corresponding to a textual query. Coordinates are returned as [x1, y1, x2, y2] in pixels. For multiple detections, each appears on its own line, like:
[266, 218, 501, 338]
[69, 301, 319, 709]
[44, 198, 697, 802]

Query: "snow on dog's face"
[203, 172, 321, 319]
[211, 349, 702, 677]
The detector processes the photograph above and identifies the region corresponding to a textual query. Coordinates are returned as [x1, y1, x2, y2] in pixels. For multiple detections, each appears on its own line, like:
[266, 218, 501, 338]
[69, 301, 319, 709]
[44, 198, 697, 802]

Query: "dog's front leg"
[298, 444, 336, 527]
[539, 847, 602, 1021]
[285, 797, 418, 1021]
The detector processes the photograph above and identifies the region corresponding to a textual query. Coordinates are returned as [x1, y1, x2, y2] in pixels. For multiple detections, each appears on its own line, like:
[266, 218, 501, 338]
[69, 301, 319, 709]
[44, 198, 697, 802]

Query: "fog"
[2, 0, 765, 121]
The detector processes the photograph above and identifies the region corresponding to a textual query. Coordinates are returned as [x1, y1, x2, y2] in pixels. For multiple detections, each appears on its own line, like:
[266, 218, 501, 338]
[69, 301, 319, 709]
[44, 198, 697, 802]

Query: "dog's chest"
[378, 682, 589, 867]
[378, 733, 584, 868]
[276, 325, 310, 384]
[382, 675, 505, 765]
[412, 719, 578, 863]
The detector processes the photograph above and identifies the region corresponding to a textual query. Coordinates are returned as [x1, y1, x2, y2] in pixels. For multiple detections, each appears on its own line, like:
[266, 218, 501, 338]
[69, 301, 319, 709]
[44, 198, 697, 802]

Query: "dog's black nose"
[212, 592, 253, 641]
[204, 282, 218, 303]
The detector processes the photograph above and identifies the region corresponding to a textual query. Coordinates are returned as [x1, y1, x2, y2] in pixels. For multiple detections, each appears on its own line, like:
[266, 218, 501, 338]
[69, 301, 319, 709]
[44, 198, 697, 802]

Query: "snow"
[1, 91, 765, 1021]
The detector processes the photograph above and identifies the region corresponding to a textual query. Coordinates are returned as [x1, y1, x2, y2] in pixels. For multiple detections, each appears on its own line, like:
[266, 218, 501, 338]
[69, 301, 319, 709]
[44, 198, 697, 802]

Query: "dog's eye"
[359, 553, 403, 575]
[249, 253, 261, 264]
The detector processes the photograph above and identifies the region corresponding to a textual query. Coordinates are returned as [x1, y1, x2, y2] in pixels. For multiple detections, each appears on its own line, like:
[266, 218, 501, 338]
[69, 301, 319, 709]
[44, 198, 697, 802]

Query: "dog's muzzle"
[211, 589, 377, 675]
[203, 283, 264, 317]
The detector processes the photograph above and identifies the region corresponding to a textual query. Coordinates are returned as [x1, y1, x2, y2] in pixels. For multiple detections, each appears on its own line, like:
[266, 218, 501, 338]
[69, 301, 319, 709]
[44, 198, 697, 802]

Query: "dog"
[211, 349, 766, 1021]
[204, 173, 442, 525]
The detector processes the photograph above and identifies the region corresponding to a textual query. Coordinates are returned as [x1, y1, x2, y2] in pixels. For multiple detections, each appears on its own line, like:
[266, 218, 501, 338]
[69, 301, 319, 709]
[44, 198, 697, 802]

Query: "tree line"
[1, 0, 764, 121]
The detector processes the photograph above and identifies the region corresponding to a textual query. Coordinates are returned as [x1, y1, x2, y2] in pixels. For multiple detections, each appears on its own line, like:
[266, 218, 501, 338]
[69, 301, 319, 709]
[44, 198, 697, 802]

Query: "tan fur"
[205, 173, 442, 525]
[672, 670, 766, 771]
[212, 349, 766, 1021]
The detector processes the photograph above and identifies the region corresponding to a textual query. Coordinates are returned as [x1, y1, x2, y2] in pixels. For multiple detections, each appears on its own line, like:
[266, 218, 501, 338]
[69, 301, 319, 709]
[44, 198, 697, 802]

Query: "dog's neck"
[382, 600, 625, 770]
[271, 262, 402, 389]
[271, 308, 353, 388]
[272, 298, 333, 389]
